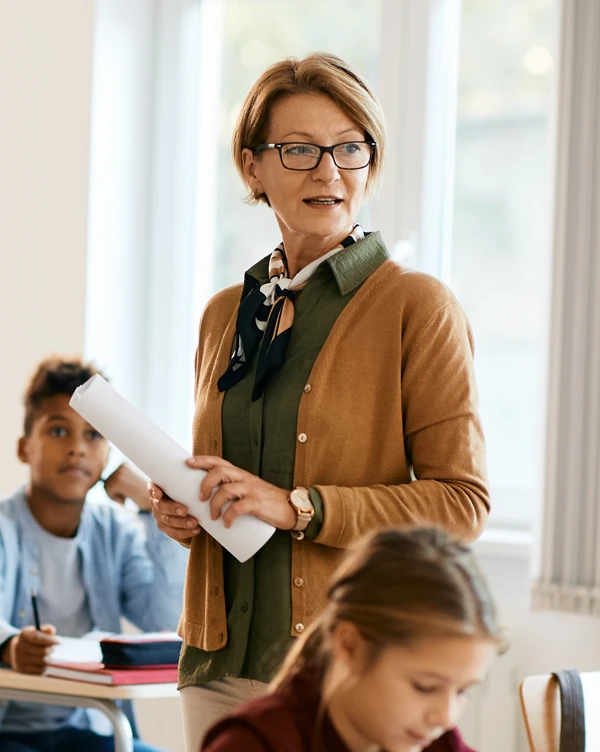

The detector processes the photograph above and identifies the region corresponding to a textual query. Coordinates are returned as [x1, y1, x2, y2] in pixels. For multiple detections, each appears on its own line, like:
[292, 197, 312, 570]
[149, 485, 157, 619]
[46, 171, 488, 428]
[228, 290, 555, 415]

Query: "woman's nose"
[312, 151, 340, 183]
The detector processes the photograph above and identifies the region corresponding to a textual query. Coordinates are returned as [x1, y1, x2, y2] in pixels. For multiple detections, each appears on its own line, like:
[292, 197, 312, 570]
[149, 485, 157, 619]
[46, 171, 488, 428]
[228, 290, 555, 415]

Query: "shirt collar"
[243, 230, 390, 297]
[326, 230, 389, 295]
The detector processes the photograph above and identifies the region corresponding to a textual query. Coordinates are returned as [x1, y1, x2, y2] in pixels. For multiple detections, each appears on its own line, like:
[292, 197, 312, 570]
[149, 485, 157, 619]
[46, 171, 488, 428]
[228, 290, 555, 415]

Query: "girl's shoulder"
[202, 691, 307, 752]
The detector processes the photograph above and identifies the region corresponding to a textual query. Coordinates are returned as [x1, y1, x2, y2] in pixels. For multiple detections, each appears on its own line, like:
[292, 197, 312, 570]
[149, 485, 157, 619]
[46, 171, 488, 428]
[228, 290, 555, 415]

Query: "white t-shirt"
[3, 512, 94, 732]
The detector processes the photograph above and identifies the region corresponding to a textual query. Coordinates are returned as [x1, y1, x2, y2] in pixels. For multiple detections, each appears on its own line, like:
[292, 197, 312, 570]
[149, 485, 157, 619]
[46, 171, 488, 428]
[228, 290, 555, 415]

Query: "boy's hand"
[104, 463, 151, 511]
[2, 625, 58, 674]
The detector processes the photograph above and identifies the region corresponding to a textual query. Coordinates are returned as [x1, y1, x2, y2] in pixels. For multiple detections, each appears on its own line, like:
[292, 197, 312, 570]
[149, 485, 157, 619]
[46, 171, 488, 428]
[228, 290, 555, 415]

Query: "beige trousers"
[180, 678, 269, 751]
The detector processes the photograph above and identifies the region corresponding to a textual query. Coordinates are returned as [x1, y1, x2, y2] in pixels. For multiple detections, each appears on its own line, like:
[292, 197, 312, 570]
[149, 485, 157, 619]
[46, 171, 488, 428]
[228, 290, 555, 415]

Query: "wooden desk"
[0, 668, 178, 752]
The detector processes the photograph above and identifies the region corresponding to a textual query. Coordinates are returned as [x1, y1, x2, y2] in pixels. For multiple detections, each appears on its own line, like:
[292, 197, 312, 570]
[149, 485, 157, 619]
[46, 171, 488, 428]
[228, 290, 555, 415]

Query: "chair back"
[519, 671, 600, 751]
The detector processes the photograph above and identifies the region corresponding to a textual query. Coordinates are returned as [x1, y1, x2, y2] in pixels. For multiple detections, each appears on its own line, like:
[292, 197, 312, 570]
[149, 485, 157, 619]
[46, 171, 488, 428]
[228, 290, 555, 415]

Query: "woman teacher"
[150, 52, 489, 750]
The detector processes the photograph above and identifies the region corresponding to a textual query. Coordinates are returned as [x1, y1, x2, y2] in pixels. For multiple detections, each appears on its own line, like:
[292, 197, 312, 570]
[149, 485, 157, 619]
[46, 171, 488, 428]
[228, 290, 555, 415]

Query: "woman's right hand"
[149, 482, 201, 541]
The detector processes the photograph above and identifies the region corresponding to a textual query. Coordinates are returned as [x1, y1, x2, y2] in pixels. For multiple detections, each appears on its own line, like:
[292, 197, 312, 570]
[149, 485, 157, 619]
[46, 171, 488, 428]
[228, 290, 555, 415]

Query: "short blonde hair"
[232, 52, 387, 204]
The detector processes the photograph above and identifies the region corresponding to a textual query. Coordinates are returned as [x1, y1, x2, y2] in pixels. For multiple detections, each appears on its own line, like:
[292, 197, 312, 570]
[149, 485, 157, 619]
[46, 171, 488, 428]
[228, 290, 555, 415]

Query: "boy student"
[0, 357, 188, 752]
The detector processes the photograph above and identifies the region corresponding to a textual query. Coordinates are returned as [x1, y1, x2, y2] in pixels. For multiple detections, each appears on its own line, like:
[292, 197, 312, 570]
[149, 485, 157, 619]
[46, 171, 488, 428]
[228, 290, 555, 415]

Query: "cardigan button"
[295, 623, 305, 634]
[298, 433, 307, 443]
[293, 577, 304, 587]
[303, 384, 312, 394]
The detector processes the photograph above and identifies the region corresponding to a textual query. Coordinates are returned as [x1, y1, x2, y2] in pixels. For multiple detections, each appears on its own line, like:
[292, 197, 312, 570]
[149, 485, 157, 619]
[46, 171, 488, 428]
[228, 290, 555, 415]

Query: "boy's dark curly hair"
[23, 357, 106, 435]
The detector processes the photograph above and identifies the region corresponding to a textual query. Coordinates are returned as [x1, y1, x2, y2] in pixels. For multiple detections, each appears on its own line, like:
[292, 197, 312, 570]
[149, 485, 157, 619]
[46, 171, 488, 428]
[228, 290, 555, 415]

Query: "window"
[447, 0, 557, 527]
[191, 0, 558, 529]
[86, 0, 558, 530]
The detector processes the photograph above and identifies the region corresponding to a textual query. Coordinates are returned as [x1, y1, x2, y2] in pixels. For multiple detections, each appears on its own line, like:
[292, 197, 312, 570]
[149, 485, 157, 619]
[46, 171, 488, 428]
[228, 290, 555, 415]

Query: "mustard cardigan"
[179, 256, 489, 651]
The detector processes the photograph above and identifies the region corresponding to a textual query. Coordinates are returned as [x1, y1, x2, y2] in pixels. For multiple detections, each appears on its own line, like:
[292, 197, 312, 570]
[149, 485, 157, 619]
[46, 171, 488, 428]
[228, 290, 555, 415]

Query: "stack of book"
[45, 632, 182, 686]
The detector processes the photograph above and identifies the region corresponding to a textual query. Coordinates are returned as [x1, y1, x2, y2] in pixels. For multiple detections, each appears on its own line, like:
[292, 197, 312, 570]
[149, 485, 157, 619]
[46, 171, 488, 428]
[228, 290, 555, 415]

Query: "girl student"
[202, 527, 506, 752]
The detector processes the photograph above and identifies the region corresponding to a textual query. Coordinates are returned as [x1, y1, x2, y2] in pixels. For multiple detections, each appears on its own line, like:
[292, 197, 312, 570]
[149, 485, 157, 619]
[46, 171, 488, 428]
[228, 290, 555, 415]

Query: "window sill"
[472, 527, 534, 561]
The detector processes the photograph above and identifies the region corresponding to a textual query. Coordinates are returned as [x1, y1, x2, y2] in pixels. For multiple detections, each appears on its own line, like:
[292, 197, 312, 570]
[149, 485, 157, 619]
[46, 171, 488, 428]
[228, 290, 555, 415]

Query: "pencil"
[30, 590, 41, 631]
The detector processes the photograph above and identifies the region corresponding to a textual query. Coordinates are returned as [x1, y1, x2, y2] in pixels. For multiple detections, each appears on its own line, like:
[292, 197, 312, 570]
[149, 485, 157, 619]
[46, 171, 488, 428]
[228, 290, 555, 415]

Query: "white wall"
[0, 3, 185, 749]
[0, 0, 94, 493]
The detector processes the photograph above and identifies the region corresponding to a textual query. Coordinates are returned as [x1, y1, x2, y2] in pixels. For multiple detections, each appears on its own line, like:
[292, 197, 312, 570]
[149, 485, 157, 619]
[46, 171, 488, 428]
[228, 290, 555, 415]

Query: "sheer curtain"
[533, 0, 600, 614]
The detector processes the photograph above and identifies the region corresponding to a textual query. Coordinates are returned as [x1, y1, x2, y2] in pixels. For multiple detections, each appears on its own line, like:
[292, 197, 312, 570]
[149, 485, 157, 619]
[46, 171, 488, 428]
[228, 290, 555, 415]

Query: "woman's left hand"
[186, 456, 296, 531]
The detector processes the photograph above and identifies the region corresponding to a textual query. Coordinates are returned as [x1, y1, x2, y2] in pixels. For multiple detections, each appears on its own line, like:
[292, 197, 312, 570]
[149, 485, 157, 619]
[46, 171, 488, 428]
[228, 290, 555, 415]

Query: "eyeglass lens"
[280, 142, 372, 169]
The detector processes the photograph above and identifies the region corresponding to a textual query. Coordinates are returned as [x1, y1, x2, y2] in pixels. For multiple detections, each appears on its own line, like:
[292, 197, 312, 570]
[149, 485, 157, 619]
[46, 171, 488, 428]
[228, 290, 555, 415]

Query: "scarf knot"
[217, 225, 365, 400]
[276, 285, 295, 301]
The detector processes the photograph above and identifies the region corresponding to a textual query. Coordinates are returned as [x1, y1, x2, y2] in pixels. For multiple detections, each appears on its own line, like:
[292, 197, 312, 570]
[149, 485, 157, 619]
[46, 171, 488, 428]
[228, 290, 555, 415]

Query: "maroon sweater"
[202, 671, 475, 752]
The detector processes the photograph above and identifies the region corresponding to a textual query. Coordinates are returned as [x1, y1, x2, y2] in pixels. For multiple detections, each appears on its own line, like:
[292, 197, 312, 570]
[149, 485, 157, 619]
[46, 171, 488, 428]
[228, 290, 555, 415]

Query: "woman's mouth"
[303, 197, 343, 207]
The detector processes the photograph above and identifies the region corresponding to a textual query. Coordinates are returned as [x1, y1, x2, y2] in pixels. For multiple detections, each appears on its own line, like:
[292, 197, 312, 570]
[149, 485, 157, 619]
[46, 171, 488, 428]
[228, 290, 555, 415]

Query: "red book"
[45, 662, 178, 685]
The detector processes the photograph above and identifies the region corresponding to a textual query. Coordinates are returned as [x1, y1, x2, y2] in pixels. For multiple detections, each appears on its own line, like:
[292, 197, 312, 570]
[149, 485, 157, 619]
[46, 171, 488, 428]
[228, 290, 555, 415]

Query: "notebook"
[45, 662, 178, 685]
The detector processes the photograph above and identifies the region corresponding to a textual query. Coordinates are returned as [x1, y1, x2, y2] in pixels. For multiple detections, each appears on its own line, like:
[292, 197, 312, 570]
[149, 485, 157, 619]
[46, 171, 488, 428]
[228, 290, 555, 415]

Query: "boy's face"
[18, 394, 109, 503]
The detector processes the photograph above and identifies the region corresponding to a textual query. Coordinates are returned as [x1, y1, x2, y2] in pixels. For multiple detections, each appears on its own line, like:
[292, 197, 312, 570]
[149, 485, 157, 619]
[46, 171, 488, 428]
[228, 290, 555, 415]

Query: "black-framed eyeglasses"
[252, 141, 376, 171]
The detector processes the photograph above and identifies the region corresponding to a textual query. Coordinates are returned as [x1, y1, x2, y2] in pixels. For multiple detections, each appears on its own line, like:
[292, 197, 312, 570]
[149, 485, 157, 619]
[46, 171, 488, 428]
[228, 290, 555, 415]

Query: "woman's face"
[242, 93, 371, 245]
[329, 630, 496, 752]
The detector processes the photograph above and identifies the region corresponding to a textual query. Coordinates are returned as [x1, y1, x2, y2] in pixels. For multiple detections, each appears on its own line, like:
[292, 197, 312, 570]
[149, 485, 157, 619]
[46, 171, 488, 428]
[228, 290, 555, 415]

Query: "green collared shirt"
[179, 232, 389, 688]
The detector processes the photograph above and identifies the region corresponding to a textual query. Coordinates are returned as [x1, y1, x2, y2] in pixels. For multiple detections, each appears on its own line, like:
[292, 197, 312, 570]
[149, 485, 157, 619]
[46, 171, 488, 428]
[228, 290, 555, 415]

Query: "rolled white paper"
[70, 375, 276, 562]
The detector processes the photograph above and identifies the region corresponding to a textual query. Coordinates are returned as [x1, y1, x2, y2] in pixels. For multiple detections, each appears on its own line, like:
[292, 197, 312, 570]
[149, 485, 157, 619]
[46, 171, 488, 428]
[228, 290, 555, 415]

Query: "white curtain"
[533, 0, 600, 614]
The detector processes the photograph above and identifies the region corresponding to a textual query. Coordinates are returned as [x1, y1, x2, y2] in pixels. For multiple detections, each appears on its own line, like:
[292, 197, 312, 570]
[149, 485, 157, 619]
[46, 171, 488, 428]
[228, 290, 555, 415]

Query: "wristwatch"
[288, 487, 315, 532]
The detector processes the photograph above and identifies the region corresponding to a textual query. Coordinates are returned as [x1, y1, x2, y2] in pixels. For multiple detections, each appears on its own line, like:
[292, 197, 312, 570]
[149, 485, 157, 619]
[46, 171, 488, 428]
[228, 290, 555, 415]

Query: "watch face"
[291, 488, 312, 512]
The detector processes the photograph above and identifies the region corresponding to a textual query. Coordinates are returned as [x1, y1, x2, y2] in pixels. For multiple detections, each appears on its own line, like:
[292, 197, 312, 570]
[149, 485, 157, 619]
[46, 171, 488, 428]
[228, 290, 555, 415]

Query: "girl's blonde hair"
[232, 52, 387, 204]
[271, 527, 507, 692]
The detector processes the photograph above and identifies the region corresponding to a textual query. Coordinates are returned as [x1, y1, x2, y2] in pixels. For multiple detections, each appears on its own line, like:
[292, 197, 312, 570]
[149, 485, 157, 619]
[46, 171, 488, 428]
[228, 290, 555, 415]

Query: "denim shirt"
[0, 487, 188, 733]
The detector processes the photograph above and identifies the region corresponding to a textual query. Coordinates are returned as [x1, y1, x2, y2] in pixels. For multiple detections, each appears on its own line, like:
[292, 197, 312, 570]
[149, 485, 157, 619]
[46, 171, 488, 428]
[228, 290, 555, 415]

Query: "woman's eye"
[88, 430, 104, 441]
[343, 142, 360, 153]
[49, 426, 67, 438]
[286, 144, 314, 155]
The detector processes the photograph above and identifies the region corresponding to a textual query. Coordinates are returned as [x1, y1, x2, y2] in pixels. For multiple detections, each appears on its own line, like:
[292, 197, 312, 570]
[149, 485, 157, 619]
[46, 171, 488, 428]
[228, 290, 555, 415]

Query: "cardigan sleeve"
[312, 301, 489, 547]
[175, 341, 202, 551]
